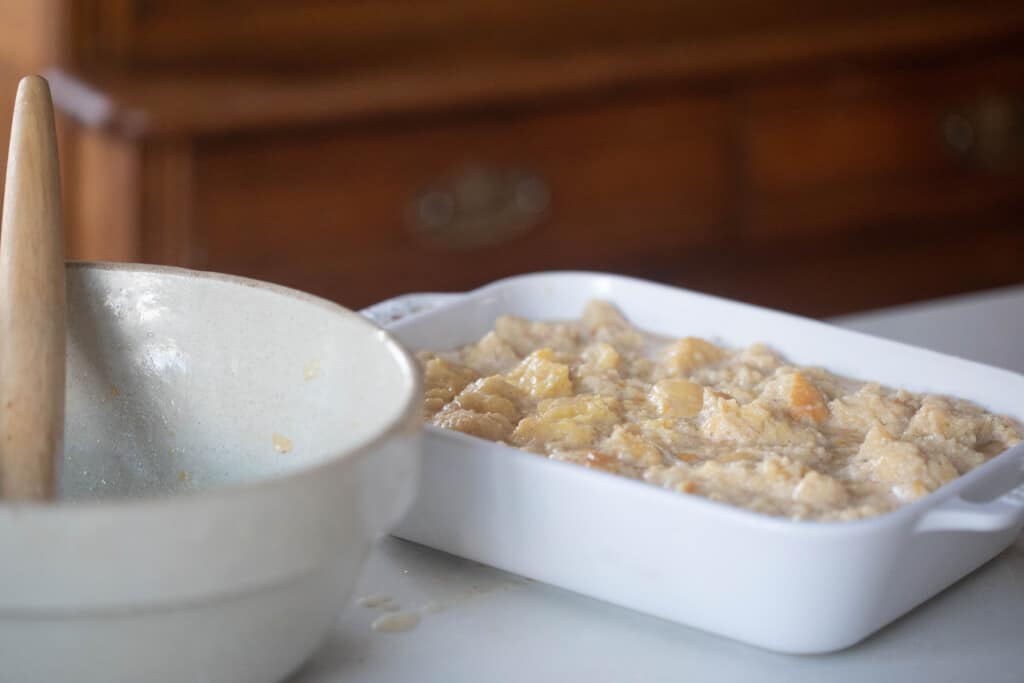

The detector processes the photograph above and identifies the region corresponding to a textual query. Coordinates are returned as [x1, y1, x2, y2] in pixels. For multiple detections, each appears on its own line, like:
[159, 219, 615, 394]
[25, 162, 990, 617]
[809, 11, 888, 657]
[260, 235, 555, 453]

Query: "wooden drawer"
[75, 0, 713, 68]
[743, 53, 1024, 240]
[73, 0, 1002, 71]
[192, 95, 730, 309]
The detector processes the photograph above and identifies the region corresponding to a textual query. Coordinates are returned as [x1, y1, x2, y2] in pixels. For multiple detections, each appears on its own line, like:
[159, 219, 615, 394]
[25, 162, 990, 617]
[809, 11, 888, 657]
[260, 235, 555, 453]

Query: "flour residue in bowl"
[371, 611, 421, 633]
[356, 594, 393, 608]
[272, 433, 293, 454]
[304, 359, 320, 381]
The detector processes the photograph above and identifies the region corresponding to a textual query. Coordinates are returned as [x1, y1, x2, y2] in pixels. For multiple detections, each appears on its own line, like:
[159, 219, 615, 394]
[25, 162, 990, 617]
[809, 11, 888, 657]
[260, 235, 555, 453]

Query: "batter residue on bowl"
[371, 611, 421, 633]
[417, 300, 1022, 520]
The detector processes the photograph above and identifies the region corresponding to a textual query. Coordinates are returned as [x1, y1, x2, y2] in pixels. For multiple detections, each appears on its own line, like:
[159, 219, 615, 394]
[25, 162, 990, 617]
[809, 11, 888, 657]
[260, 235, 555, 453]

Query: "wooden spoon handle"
[0, 76, 65, 501]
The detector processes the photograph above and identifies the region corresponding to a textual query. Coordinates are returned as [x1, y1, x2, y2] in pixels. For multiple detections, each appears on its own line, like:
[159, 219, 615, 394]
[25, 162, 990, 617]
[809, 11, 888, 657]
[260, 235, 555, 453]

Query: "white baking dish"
[363, 272, 1024, 654]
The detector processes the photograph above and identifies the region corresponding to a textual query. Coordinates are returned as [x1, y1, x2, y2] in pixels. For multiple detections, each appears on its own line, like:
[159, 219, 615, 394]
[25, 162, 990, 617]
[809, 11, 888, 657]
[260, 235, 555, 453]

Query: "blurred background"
[1, 0, 1022, 317]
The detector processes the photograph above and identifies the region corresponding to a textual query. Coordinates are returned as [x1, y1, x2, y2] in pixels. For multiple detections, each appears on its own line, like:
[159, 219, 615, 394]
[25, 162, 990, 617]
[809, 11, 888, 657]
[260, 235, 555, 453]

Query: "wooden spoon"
[0, 75, 65, 500]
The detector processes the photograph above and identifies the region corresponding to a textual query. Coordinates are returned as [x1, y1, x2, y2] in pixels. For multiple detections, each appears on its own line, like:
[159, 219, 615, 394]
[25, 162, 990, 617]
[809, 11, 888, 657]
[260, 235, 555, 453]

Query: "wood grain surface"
[0, 76, 65, 500]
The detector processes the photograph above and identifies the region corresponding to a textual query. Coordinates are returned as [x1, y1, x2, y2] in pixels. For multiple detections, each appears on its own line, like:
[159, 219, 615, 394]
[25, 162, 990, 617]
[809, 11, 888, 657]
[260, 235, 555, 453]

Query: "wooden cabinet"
[72, 1, 1009, 70]
[3, 1, 1024, 316]
[193, 95, 731, 305]
[744, 55, 1024, 240]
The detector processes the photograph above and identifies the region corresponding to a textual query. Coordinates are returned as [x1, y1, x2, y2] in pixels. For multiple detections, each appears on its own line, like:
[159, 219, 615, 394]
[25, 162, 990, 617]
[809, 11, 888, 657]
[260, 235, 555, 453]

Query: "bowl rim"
[1, 260, 422, 512]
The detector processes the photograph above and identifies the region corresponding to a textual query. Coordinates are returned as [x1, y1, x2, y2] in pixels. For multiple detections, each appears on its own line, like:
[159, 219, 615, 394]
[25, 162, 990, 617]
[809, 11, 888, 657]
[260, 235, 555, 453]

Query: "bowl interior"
[61, 264, 415, 501]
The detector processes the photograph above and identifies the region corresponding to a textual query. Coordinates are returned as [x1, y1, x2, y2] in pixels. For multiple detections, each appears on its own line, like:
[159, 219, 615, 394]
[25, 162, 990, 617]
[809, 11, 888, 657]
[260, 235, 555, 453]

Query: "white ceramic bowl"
[0, 263, 421, 683]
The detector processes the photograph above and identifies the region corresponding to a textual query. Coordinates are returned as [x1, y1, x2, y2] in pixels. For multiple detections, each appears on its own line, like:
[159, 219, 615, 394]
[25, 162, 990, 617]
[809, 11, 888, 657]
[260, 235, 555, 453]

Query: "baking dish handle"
[361, 292, 463, 327]
[915, 482, 1024, 533]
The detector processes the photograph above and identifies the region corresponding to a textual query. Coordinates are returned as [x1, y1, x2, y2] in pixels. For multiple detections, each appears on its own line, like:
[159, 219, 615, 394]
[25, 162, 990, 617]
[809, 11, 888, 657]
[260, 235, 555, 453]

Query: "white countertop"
[294, 285, 1024, 683]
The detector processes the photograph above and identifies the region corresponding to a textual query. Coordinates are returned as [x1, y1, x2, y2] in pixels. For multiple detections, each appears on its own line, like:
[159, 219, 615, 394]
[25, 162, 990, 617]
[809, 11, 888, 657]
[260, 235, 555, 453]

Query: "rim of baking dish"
[399, 269, 1024, 535]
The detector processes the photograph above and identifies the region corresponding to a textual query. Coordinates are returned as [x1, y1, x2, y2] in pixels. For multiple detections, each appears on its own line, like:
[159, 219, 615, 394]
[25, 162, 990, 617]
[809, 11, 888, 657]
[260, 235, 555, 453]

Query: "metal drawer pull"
[409, 166, 550, 249]
[942, 94, 1024, 171]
